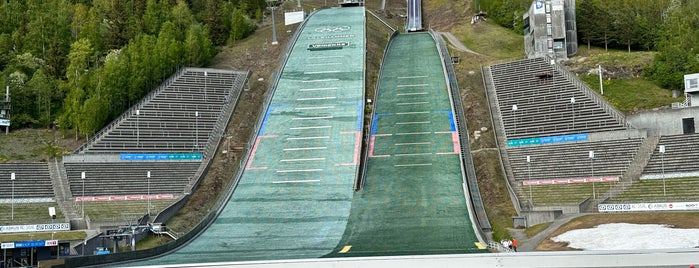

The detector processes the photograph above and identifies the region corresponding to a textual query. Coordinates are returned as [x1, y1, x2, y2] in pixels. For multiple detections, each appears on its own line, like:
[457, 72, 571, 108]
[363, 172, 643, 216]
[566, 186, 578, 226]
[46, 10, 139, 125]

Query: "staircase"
[622, 135, 661, 182]
[588, 135, 660, 212]
[48, 158, 85, 229]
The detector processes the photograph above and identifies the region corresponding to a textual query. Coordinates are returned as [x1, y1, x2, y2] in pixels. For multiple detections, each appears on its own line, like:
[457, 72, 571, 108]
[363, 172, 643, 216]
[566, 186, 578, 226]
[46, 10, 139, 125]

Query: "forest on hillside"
[0, 0, 259, 135]
[1, 0, 698, 136]
[472, 0, 699, 90]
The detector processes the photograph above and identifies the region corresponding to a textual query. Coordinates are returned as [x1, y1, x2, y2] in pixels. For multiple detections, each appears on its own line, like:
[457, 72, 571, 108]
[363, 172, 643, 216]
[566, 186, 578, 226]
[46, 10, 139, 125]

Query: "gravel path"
[438, 32, 483, 56]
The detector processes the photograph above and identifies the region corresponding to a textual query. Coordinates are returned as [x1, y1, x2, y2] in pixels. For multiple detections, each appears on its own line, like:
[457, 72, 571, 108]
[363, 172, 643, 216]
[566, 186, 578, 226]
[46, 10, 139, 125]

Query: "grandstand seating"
[489, 58, 626, 139]
[63, 162, 199, 197]
[508, 138, 643, 181]
[641, 133, 699, 177]
[79, 69, 243, 154]
[0, 163, 54, 199]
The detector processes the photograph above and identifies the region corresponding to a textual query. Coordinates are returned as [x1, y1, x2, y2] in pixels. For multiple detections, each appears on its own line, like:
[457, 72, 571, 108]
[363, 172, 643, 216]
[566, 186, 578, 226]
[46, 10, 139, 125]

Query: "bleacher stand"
[483, 57, 659, 214]
[509, 139, 642, 181]
[641, 133, 699, 179]
[75, 68, 247, 156]
[52, 68, 248, 224]
[64, 161, 199, 197]
[0, 163, 54, 199]
[489, 58, 626, 140]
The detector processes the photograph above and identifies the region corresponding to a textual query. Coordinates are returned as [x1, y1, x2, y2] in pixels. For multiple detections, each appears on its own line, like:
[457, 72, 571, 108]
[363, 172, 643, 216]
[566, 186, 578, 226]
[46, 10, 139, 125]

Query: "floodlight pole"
[570, 97, 575, 130]
[136, 110, 140, 148]
[81, 172, 86, 219]
[203, 71, 208, 102]
[512, 104, 518, 137]
[589, 151, 595, 199]
[527, 156, 532, 205]
[659, 145, 666, 197]
[266, 0, 279, 45]
[599, 64, 604, 95]
[195, 111, 199, 151]
[147, 171, 151, 215]
[11, 172, 15, 221]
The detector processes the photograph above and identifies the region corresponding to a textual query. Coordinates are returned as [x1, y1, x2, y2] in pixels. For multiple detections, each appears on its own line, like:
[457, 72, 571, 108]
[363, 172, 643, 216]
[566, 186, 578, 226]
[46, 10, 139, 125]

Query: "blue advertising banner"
[508, 133, 588, 147]
[120, 153, 202, 161]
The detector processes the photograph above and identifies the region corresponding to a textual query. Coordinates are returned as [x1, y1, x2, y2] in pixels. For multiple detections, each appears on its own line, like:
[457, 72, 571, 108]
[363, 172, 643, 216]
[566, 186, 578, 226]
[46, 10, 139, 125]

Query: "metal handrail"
[547, 56, 627, 127]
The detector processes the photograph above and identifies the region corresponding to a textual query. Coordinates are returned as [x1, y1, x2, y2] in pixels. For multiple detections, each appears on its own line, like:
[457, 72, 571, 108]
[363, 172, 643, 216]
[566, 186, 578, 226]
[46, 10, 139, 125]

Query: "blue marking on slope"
[371, 114, 379, 135]
[434, 110, 456, 131]
[258, 104, 285, 135]
[344, 100, 364, 131]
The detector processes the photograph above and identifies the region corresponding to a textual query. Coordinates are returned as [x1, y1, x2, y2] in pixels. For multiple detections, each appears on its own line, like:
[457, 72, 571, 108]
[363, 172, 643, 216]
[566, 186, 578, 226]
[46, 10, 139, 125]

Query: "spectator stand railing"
[547, 56, 628, 128]
[201, 70, 251, 159]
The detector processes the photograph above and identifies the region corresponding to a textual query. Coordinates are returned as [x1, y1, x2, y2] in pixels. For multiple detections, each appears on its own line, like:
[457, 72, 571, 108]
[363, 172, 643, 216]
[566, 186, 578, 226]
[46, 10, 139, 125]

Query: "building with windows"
[683, 73, 699, 107]
[523, 0, 577, 60]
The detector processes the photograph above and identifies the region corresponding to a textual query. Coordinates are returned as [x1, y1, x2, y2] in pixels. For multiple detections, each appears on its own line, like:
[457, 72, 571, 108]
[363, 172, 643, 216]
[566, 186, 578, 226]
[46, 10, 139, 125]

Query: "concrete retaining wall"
[627, 106, 699, 136]
[587, 129, 647, 142]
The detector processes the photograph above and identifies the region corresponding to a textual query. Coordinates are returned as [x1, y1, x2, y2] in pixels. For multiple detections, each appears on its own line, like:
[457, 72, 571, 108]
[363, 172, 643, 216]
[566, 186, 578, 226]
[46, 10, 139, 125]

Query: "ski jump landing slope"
[128, 6, 366, 265]
[326, 32, 484, 257]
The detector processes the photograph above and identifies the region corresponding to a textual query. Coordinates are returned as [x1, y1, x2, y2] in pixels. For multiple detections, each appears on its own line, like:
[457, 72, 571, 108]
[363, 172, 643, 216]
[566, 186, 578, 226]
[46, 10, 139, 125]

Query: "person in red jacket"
[512, 238, 518, 252]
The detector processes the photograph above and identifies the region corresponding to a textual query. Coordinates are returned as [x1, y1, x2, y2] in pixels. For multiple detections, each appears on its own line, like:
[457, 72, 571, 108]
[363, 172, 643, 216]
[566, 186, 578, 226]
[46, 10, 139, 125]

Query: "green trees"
[647, 0, 699, 90]
[1, 0, 263, 135]
[473, 0, 697, 91]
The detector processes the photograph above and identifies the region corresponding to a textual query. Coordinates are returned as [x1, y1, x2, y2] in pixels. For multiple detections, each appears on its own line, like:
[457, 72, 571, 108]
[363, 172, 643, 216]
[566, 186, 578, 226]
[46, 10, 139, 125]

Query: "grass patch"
[574, 47, 655, 69]
[83, 199, 176, 222]
[578, 75, 681, 114]
[0, 128, 84, 162]
[524, 222, 551, 238]
[611, 177, 699, 203]
[451, 20, 524, 60]
[0, 203, 65, 225]
[136, 233, 174, 250]
[0, 231, 86, 242]
[473, 150, 517, 241]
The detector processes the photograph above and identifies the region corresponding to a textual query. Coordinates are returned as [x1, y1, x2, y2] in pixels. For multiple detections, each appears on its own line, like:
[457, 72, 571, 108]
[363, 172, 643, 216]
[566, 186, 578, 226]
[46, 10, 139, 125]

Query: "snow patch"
[552, 223, 699, 250]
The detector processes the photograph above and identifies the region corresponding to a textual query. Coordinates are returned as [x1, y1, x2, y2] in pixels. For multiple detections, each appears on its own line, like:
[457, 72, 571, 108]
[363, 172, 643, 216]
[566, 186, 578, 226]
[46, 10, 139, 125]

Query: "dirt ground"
[0, 128, 84, 162]
[536, 212, 699, 251]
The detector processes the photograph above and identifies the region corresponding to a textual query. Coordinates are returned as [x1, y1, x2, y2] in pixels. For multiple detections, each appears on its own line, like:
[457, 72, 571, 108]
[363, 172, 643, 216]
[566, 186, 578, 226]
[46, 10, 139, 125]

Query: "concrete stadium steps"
[489, 57, 626, 139]
[80, 68, 246, 155]
[63, 162, 199, 196]
[642, 133, 699, 177]
[507, 138, 643, 181]
[0, 163, 54, 199]
[80, 199, 177, 223]
[608, 177, 699, 203]
[0, 202, 65, 225]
